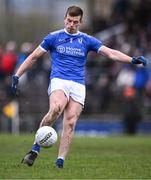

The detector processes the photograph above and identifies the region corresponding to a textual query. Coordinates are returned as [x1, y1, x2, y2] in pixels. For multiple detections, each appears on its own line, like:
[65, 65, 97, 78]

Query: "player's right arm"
[11, 46, 45, 95]
[15, 46, 45, 78]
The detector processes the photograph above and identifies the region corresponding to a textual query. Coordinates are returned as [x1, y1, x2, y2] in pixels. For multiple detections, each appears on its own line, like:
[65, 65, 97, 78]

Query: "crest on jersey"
[78, 38, 83, 44]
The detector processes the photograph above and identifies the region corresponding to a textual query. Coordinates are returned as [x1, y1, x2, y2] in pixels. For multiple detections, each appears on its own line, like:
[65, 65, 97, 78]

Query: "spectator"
[0, 41, 17, 77]
[122, 86, 142, 134]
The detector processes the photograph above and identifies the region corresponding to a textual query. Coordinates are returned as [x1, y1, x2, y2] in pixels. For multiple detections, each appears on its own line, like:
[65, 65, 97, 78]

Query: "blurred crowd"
[85, 0, 151, 133]
[0, 0, 151, 133]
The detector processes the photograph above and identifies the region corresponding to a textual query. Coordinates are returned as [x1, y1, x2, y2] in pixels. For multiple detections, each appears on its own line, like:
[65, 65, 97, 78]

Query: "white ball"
[35, 126, 58, 148]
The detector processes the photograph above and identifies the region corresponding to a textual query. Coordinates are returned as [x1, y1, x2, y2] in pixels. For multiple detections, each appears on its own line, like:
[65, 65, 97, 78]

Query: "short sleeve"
[39, 33, 55, 51]
[88, 35, 103, 53]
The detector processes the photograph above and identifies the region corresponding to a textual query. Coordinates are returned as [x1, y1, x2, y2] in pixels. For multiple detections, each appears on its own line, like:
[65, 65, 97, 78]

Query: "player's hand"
[11, 75, 19, 95]
[131, 56, 148, 66]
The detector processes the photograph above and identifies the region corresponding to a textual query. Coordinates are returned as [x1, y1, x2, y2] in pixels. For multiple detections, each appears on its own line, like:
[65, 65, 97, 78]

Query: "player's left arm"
[99, 46, 147, 66]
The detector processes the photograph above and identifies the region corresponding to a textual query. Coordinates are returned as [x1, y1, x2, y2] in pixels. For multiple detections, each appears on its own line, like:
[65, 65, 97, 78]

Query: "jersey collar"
[64, 28, 80, 36]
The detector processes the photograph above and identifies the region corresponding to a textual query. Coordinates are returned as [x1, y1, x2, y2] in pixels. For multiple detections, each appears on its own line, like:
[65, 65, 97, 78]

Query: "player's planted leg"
[55, 98, 82, 168]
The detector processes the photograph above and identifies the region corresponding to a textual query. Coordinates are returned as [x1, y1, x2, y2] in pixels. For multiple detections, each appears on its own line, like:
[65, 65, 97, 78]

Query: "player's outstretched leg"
[21, 143, 40, 166]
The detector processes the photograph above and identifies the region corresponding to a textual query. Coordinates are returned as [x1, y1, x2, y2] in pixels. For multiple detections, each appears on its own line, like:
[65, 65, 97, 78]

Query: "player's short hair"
[65, 6, 83, 20]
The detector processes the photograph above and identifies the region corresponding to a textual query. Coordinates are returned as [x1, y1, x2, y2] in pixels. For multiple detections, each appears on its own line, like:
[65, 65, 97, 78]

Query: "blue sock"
[55, 158, 64, 168]
[31, 143, 40, 153]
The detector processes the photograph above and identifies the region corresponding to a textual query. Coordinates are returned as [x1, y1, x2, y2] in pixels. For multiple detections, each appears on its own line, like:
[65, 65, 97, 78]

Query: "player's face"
[64, 14, 82, 34]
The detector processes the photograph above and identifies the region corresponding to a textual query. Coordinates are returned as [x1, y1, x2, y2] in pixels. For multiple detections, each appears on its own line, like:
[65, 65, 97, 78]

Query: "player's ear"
[79, 19, 83, 24]
[64, 16, 67, 24]
[80, 16, 83, 23]
[64, 15, 67, 20]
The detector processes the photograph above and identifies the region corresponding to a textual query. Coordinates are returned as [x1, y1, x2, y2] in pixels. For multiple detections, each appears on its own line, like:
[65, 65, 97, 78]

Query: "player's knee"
[68, 120, 76, 131]
[68, 112, 80, 122]
[48, 102, 62, 117]
[66, 114, 78, 131]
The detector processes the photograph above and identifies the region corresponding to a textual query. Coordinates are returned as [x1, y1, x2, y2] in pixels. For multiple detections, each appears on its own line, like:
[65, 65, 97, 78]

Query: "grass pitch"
[0, 134, 151, 179]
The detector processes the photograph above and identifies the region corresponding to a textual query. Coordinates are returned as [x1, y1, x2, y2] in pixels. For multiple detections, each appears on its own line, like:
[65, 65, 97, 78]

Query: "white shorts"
[48, 78, 86, 105]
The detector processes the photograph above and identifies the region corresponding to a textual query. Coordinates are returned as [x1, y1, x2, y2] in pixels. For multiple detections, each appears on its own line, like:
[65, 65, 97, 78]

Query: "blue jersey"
[40, 29, 103, 84]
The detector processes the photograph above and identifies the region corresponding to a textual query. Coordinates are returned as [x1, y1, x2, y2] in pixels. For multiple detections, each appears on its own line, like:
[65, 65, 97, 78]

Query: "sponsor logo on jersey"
[56, 45, 84, 56]
[56, 46, 65, 53]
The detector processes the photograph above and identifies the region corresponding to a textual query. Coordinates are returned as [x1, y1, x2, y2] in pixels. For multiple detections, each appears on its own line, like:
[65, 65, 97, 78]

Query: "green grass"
[0, 134, 151, 179]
